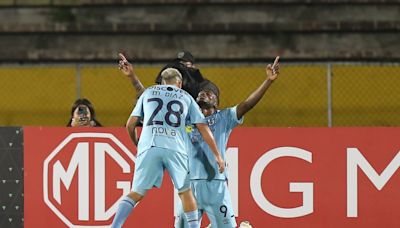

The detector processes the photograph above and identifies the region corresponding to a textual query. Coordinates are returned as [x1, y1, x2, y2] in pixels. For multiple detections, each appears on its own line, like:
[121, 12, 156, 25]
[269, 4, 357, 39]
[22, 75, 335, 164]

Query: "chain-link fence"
[0, 63, 399, 127]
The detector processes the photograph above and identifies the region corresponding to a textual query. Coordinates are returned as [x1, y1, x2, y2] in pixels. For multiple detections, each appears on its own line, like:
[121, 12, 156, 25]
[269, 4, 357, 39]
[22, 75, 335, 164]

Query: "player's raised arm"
[118, 53, 146, 97]
[236, 56, 280, 120]
[195, 123, 225, 173]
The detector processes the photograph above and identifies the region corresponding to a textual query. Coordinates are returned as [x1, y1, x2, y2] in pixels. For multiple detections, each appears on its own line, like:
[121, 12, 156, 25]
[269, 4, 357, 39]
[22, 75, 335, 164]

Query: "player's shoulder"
[177, 89, 195, 106]
[218, 106, 237, 116]
[144, 85, 163, 93]
[220, 106, 234, 113]
[140, 86, 153, 96]
[147, 85, 158, 90]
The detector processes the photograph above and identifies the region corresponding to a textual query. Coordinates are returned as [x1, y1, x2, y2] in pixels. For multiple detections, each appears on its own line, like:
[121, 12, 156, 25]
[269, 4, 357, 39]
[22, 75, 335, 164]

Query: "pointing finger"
[118, 53, 127, 61]
[272, 56, 280, 68]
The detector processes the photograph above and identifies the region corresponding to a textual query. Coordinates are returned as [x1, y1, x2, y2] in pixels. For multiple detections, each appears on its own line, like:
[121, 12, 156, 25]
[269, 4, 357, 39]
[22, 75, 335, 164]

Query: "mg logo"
[43, 133, 135, 227]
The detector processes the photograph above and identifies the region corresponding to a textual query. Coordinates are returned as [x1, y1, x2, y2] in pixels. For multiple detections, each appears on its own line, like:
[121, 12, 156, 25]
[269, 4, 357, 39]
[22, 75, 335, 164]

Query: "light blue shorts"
[175, 180, 237, 228]
[132, 147, 190, 195]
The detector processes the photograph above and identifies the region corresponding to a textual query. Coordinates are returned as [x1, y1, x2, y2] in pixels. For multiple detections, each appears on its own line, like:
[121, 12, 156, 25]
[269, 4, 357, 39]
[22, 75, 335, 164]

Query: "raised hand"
[266, 56, 280, 81]
[71, 117, 91, 127]
[118, 53, 134, 77]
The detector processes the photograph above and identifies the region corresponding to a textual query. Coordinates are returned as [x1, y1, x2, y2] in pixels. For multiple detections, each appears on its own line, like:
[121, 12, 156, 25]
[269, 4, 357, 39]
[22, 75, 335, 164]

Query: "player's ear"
[214, 94, 219, 108]
[214, 100, 219, 108]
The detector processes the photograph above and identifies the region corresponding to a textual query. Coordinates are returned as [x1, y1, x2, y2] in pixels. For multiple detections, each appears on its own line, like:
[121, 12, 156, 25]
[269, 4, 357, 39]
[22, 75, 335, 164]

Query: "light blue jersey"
[175, 106, 243, 228]
[131, 85, 206, 155]
[112, 84, 206, 228]
[188, 106, 243, 180]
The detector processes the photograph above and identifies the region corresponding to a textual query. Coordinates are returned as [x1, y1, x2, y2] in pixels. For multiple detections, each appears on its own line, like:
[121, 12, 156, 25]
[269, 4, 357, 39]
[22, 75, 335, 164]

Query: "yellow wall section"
[333, 65, 400, 126]
[0, 65, 399, 126]
[0, 67, 75, 126]
[80, 66, 161, 126]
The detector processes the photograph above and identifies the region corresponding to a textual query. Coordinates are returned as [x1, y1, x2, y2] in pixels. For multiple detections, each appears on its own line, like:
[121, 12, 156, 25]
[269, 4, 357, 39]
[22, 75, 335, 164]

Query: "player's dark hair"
[199, 80, 220, 99]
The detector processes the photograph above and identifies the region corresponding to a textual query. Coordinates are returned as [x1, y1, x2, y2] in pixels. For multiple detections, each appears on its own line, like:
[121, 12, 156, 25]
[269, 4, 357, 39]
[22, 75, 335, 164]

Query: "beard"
[197, 100, 214, 109]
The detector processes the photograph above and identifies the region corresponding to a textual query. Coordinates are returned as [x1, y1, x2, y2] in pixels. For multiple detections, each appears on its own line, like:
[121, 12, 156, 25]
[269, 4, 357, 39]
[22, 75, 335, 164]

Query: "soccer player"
[174, 56, 280, 228]
[111, 68, 225, 228]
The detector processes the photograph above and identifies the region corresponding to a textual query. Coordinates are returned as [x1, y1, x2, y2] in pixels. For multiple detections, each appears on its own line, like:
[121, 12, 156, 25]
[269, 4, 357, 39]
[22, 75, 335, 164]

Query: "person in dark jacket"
[155, 51, 205, 99]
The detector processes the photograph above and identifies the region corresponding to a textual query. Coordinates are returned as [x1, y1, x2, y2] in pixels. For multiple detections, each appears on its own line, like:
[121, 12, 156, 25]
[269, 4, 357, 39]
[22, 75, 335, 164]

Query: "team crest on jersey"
[207, 117, 216, 126]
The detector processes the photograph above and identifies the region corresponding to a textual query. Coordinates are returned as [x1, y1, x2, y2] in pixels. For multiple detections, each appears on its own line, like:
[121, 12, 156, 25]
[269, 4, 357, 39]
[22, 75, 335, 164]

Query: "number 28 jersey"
[131, 85, 206, 155]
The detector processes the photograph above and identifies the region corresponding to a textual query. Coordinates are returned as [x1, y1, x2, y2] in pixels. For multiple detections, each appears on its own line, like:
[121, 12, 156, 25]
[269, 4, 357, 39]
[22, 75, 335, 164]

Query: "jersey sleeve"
[224, 106, 244, 130]
[130, 91, 146, 118]
[187, 96, 206, 124]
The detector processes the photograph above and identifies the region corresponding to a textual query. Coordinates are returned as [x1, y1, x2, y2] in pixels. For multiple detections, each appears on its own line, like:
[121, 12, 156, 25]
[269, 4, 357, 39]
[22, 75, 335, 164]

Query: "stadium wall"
[0, 2, 399, 62]
[0, 64, 399, 127]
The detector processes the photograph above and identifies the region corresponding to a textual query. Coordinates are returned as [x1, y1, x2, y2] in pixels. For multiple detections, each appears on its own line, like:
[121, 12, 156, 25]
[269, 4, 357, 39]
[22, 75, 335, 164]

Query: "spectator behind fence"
[67, 98, 102, 127]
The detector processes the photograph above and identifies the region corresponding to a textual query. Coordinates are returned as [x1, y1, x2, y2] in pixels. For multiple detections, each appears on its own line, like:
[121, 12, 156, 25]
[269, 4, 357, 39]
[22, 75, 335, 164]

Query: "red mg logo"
[43, 133, 135, 227]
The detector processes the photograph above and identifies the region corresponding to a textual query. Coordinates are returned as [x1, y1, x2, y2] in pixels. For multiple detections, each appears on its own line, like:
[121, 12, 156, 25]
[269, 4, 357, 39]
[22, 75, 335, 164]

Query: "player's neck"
[163, 83, 180, 88]
[202, 108, 216, 117]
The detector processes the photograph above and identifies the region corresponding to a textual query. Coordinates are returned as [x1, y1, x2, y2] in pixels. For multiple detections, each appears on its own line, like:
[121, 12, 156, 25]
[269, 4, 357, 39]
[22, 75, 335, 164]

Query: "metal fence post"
[76, 64, 81, 99]
[327, 63, 333, 127]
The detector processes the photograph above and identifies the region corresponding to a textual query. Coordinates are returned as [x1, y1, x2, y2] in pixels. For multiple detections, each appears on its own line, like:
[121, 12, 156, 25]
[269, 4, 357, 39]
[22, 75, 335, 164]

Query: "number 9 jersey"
[130, 85, 206, 156]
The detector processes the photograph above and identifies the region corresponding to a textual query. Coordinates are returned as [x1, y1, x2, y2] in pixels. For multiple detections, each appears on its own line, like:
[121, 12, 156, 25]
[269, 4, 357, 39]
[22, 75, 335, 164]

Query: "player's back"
[134, 84, 205, 155]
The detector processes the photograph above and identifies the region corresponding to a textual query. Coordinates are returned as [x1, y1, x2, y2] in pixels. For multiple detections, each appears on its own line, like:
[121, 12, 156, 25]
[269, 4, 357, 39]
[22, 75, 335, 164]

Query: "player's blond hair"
[160, 68, 182, 85]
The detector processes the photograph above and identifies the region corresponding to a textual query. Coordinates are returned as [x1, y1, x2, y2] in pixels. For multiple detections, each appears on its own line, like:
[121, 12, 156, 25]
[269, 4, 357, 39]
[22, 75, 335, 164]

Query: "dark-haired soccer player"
[175, 57, 280, 228]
